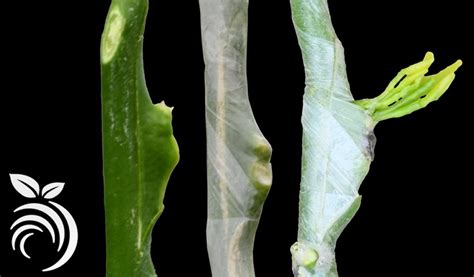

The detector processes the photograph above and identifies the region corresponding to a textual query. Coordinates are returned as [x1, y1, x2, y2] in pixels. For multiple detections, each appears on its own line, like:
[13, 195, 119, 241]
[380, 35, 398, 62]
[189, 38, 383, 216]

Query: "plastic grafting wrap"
[290, 0, 375, 276]
[199, 0, 272, 276]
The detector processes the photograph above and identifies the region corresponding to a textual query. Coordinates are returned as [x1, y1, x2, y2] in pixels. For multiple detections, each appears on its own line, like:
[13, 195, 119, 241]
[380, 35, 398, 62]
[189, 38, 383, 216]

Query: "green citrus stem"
[101, 0, 179, 276]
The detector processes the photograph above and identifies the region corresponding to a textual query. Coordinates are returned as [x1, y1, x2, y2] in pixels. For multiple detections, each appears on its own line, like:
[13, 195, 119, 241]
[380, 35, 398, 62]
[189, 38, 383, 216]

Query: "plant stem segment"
[199, 0, 272, 276]
[290, 0, 461, 276]
[290, 0, 373, 275]
[101, 0, 179, 276]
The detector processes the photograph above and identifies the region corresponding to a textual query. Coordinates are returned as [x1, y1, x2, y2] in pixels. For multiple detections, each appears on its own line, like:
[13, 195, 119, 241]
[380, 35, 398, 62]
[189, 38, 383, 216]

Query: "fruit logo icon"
[9, 174, 78, 272]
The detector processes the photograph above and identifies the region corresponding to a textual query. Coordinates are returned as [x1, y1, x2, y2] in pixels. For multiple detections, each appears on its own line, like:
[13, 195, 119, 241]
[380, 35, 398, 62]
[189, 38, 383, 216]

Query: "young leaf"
[356, 52, 462, 122]
[41, 182, 65, 199]
[199, 0, 273, 276]
[289, 0, 461, 276]
[100, 1, 179, 276]
[10, 173, 40, 198]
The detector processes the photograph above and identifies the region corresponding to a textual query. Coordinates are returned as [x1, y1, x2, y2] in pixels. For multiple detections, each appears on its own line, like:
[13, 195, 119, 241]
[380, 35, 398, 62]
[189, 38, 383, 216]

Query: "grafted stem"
[101, 0, 179, 276]
[199, 0, 272, 276]
[289, 0, 461, 276]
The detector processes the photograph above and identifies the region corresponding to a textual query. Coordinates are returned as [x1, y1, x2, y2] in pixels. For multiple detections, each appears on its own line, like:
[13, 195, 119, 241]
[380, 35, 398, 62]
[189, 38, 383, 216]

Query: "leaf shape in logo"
[10, 174, 40, 198]
[42, 182, 65, 199]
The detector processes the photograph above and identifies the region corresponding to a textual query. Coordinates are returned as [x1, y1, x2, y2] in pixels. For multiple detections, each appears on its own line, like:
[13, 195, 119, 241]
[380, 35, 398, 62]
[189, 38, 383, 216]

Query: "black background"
[1, 0, 473, 276]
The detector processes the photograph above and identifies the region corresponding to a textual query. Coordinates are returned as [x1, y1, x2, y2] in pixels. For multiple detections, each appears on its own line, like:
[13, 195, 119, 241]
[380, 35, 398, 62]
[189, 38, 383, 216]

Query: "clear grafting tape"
[199, 0, 272, 276]
[290, 0, 374, 276]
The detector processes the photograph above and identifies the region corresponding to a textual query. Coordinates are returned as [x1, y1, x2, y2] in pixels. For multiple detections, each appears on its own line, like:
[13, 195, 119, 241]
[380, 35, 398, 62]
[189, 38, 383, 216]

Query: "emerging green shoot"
[356, 52, 462, 122]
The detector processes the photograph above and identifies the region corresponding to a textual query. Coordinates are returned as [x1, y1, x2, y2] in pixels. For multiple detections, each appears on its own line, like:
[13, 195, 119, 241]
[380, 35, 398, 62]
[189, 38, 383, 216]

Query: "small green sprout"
[356, 52, 462, 121]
